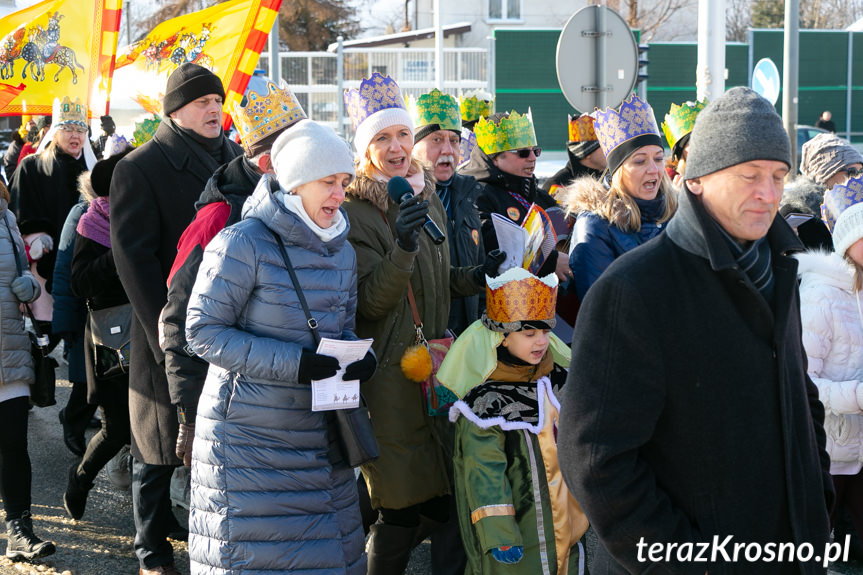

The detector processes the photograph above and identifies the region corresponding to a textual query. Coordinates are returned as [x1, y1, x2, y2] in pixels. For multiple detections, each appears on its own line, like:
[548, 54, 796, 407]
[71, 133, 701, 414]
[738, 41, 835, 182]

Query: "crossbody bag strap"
[378, 210, 424, 333]
[268, 228, 320, 346]
[1, 212, 46, 343]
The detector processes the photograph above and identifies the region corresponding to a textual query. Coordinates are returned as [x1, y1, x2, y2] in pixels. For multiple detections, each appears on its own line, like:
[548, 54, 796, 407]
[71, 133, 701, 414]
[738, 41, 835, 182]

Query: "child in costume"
[438, 267, 589, 574]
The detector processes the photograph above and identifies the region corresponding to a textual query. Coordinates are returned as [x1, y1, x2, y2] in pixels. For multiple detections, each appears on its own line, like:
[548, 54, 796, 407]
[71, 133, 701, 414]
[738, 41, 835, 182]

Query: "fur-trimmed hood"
[77, 170, 96, 203]
[557, 175, 634, 229]
[346, 157, 436, 212]
[796, 250, 854, 293]
[782, 176, 825, 217]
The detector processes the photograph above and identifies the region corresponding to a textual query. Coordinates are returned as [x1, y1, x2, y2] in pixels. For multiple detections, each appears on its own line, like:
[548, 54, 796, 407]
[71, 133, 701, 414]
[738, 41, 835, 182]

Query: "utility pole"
[783, 0, 799, 172]
[696, 0, 726, 101]
[434, 0, 443, 89]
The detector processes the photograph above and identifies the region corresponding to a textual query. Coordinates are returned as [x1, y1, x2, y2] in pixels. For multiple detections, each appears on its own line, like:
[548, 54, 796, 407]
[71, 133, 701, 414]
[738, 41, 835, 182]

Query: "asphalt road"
[0, 355, 859, 575]
[0, 357, 432, 575]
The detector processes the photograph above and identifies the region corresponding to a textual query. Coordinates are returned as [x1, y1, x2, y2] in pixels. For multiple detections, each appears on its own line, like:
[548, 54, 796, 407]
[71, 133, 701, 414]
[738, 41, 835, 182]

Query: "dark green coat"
[343, 163, 480, 510]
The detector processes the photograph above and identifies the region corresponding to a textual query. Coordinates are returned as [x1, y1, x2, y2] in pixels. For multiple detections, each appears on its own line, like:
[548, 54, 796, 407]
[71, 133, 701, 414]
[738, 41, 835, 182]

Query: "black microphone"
[386, 176, 445, 245]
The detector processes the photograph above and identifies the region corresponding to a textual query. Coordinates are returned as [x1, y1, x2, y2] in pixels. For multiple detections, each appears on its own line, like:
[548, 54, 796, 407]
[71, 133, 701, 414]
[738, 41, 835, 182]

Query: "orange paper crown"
[568, 113, 597, 143]
[486, 268, 558, 325]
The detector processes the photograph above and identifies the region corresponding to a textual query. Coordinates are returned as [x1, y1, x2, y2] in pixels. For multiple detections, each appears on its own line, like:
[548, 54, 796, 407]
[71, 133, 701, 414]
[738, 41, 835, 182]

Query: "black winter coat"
[11, 145, 87, 288]
[71, 234, 129, 401]
[540, 150, 603, 195]
[109, 120, 241, 465]
[441, 173, 485, 335]
[558, 188, 833, 574]
[160, 155, 259, 412]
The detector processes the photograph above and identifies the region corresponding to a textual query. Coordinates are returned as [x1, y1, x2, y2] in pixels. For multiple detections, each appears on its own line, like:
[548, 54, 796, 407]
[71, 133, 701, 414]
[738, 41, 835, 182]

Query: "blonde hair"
[601, 169, 678, 233]
[845, 254, 863, 292]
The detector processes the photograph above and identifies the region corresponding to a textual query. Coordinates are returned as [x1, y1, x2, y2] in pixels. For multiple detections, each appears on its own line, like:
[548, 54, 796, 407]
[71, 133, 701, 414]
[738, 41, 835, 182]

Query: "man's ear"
[686, 177, 703, 196]
[256, 153, 273, 174]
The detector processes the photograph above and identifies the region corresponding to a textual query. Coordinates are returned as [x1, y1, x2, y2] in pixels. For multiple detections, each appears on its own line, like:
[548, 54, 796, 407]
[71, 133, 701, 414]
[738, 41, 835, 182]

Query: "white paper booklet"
[491, 212, 526, 274]
[311, 337, 373, 412]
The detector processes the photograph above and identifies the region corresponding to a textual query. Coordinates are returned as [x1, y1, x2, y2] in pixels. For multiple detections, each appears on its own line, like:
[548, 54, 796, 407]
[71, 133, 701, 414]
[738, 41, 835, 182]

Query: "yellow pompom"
[401, 344, 432, 382]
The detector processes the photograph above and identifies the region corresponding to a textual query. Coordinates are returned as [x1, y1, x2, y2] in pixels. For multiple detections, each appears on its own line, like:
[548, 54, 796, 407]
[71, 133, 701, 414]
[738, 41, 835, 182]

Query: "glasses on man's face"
[512, 147, 542, 159]
[846, 166, 863, 179]
[59, 124, 87, 134]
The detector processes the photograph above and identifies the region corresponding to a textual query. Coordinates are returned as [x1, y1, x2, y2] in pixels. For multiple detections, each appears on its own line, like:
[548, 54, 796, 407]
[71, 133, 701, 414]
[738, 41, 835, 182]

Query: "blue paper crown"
[593, 95, 661, 158]
[344, 72, 407, 131]
[822, 176, 863, 232]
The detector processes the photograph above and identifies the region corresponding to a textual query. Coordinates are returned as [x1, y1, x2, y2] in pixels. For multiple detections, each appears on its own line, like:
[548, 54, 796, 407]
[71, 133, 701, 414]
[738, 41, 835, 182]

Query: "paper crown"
[822, 176, 863, 232]
[53, 97, 87, 127]
[408, 89, 461, 132]
[460, 90, 494, 122]
[458, 127, 477, 167]
[133, 115, 161, 146]
[593, 95, 661, 158]
[231, 81, 306, 155]
[485, 268, 558, 326]
[474, 111, 537, 155]
[662, 99, 707, 152]
[568, 113, 598, 143]
[344, 72, 407, 131]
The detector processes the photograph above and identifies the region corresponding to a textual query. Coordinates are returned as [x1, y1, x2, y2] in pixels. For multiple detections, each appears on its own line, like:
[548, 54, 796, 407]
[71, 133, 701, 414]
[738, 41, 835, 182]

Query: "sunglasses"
[511, 147, 542, 159]
[59, 124, 87, 134]
[846, 167, 863, 179]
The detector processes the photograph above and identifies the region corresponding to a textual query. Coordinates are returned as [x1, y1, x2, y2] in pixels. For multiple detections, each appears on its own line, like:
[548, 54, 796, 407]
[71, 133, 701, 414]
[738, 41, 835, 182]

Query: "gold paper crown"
[486, 268, 558, 325]
[408, 89, 461, 132]
[474, 110, 537, 155]
[54, 96, 87, 127]
[231, 82, 306, 154]
[460, 90, 494, 122]
[568, 113, 597, 143]
[661, 99, 707, 152]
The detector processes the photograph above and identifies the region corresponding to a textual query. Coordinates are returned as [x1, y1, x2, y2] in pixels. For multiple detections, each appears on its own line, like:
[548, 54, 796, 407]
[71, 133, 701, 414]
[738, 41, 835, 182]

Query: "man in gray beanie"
[559, 86, 833, 574]
[110, 62, 242, 575]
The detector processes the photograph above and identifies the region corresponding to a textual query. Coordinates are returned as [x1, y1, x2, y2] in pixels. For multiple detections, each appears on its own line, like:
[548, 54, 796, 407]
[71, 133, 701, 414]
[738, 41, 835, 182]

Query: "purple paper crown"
[344, 72, 407, 131]
[822, 176, 863, 232]
[593, 95, 661, 158]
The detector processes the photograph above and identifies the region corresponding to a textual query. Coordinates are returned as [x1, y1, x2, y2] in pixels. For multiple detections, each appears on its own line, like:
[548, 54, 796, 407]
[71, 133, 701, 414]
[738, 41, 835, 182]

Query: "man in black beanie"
[92, 114, 116, 159]
[109, 62, 241, 575]
[558, 87, 833, 573]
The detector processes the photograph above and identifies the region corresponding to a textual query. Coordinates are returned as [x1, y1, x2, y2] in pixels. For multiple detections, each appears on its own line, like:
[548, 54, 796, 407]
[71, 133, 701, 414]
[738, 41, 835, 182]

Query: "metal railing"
[258, 46, 488, 136]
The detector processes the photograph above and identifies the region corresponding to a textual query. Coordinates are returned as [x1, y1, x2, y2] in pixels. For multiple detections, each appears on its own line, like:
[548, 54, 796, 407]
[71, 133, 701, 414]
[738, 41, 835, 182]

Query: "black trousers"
[0, 396, 30, 520]
[132, 460, 175, 569]
[76, 377, 130, 484]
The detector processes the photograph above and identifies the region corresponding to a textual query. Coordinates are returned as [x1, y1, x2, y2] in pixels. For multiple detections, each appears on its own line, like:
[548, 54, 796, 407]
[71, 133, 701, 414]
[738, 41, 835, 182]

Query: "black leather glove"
[394, 194, 429, 252]
[298, 350, 340, 384]
[344, 351, 377, 382]
[474, 249, 507, 285]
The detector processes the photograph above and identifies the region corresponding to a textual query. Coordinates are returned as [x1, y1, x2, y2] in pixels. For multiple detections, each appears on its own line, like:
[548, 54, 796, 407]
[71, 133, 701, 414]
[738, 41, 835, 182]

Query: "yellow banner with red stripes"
[113, 0, 282, 129]
[0, 0, 121, 117]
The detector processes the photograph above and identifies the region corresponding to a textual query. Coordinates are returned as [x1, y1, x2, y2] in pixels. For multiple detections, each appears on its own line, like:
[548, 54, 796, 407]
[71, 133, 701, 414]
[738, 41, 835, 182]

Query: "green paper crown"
[408, 89, 461, 132]
[474, 110, 537, 155]
[661, 99, 707, 151]
[133, 114, 161, 146]
[460, 90, 494, 122]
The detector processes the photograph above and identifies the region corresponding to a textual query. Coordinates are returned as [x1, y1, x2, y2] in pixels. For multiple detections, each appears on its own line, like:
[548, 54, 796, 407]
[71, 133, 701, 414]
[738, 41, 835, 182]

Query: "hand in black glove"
[298, 350, 340, 384]
[474, 249, 507, 285]
[394, 194, 429, 252]
[344, 351, 377, 382]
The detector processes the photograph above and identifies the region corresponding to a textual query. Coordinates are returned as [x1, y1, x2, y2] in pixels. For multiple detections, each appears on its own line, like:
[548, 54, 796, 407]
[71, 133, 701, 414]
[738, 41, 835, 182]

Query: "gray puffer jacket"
[185, 176, 364, 575]
[0, 201, 39, 403]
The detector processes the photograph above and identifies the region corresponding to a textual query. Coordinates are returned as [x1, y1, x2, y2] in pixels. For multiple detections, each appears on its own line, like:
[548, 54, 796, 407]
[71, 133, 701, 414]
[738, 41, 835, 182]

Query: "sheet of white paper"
[491, 212, 526, 273]
[311, 338, 373, 412]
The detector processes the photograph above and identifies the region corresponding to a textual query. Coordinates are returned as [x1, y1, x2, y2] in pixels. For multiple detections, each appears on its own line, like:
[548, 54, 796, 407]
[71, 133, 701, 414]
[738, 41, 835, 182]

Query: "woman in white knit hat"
[184, 119, 373, 574]
[342, 73, 502, 573]
[797, 174, 863, 558]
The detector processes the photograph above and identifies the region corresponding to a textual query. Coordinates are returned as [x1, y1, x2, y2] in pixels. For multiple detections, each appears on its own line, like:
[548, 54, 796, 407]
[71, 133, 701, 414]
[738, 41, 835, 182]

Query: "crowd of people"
[0, 60, 862, 575]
